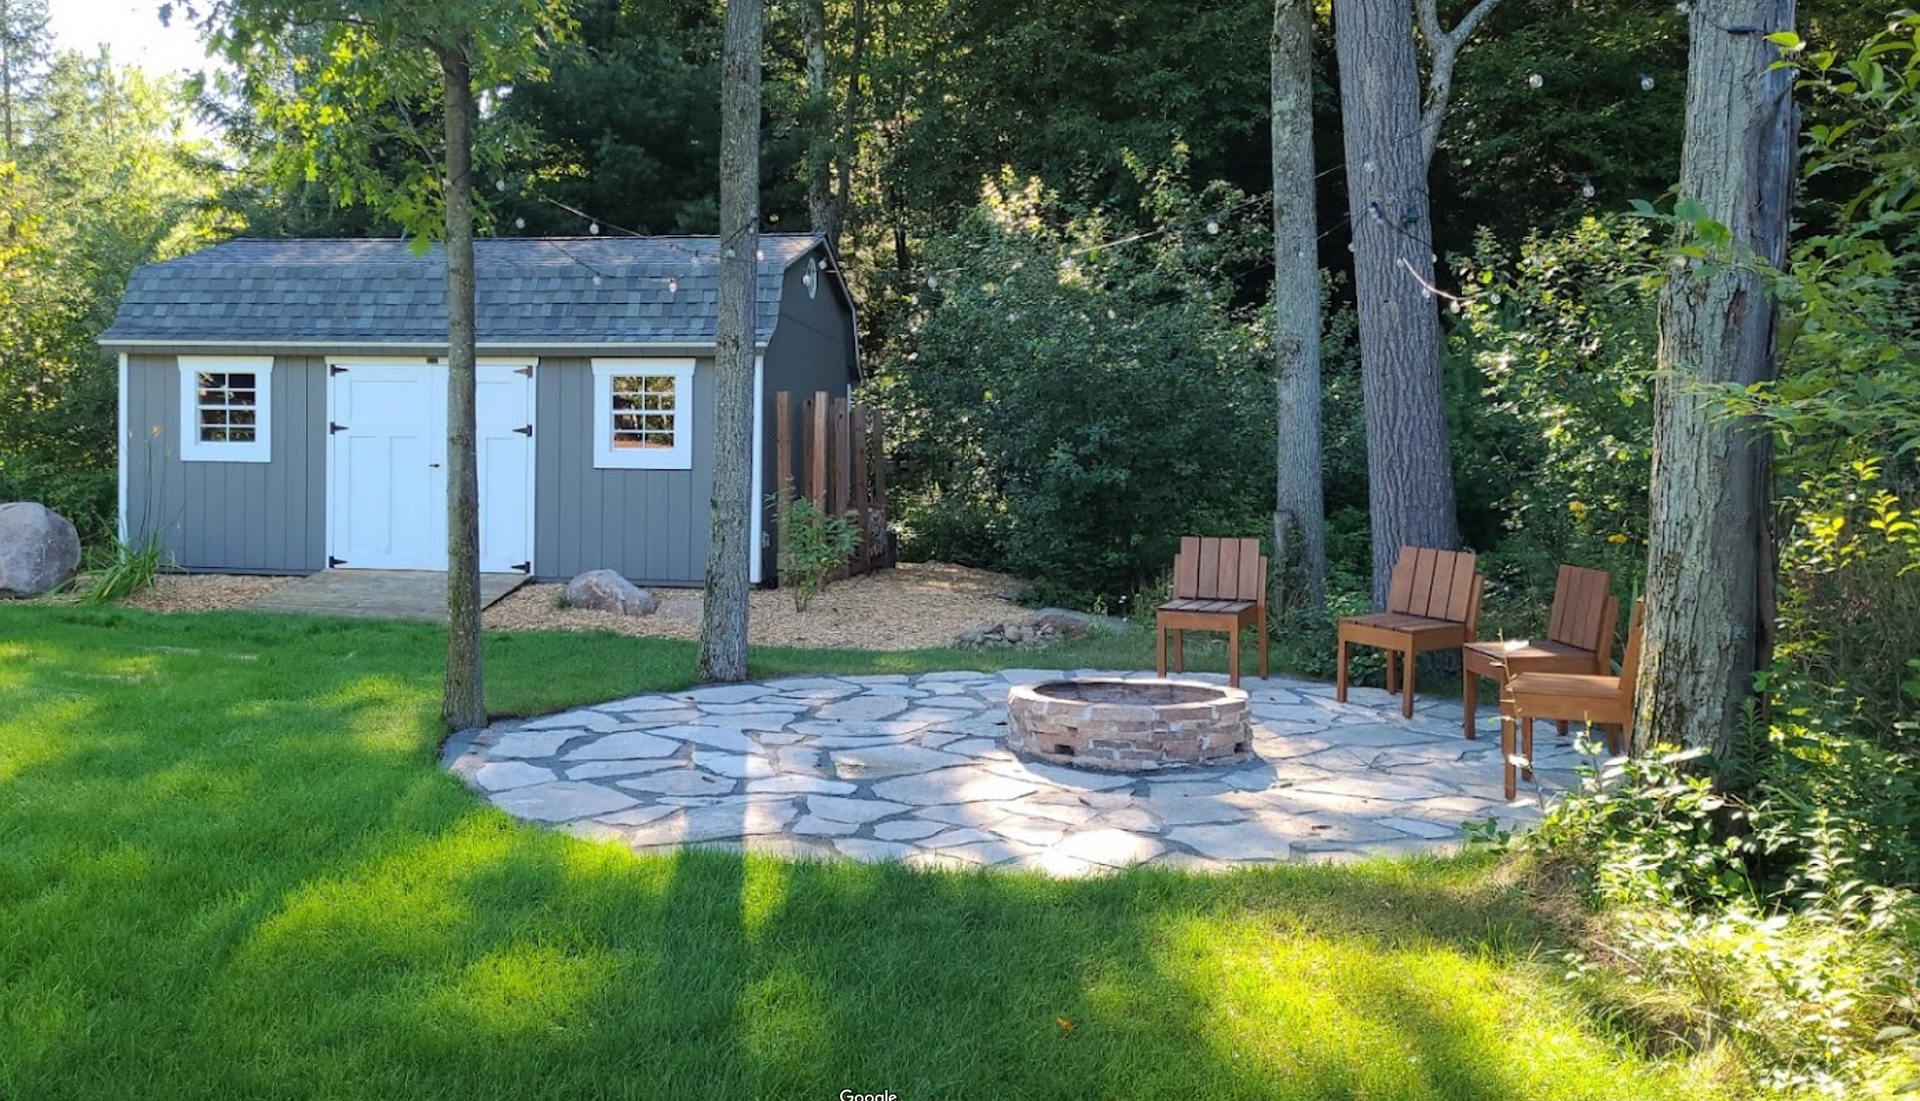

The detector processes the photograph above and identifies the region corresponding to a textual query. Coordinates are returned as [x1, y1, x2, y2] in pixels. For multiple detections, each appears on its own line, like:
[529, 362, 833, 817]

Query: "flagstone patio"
[442, 669, 1594, 875]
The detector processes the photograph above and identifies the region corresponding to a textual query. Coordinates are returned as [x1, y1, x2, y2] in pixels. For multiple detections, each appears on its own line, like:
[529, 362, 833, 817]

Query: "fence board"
[853, 406, 872, 573]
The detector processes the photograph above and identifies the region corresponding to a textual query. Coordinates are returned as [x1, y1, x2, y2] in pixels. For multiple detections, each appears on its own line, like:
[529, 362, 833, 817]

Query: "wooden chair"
[1461, 565, 1618, 740]
[1336, 546, 1484, 719]
[1499, 598, 1645, 799]
[1156, 536, 1268, 688]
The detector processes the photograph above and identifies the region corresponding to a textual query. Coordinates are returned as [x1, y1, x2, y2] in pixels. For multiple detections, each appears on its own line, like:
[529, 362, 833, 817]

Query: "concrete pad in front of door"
[248, 570, 528, 622]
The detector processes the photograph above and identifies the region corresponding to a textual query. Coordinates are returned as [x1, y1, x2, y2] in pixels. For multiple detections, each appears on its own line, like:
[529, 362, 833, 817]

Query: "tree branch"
[1415, 0, 1505, 168]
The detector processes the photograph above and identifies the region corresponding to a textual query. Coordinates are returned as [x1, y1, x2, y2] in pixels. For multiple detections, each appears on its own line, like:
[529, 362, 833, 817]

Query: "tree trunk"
[1633, 0, 1795, 761]
[698, 0, 763, 683]
[1332, 0, 1460, 608]
[440, 39, 485, 732]
[1271, 0, 1326, 612]
[800, 0, 840, 248]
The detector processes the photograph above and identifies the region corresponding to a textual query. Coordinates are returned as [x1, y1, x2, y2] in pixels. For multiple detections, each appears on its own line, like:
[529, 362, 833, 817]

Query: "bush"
[872, 163, 1274, 609]
[776, 495, 859, 612]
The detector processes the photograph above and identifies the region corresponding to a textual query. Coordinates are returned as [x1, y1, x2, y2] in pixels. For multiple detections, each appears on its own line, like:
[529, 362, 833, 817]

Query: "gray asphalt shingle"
[99, 235, 824, 347]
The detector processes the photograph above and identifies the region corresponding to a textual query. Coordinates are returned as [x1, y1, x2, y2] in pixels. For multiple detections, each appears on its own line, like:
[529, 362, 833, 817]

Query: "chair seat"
[1340, 612, 1464, 636]
[1159, 598, 1255, 615]
[1465, 638, 1587, 663]
[1507, 671, 1618, 697]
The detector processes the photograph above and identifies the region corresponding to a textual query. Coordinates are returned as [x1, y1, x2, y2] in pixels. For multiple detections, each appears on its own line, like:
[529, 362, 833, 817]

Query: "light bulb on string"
[588, 222, 600, 235]
[1205, 220, 1220, 235]
[513, 217, 525, 230]
[1581, 178, 1596, 199]
[667, 277, 678, 294]
[1528, 72, 1544, 89]
[495, 179, 507, 192]
[1639, 73, 1656, 91]
[592, 275, 602, 286]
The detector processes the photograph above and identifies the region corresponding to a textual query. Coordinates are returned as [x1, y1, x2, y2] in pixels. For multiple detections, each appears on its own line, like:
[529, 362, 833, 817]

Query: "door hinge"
[329, 364, 347, 376]
[513, 365, 533, 378]
[513, 424, 533, 437]
[329, 421, 347, 434]
[512, 561, 531, 574]
[328, 556, 347, 568]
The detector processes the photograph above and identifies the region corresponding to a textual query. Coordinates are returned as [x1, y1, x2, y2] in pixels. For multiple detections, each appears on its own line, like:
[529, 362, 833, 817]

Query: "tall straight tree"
[697, 0, 763, 683]
[1270, 0, 1325, 609]
[198, 0, 571, 729]
[1634, 0, 1796, 759]
[798, 0, 863, 250]
[0, 0, 51, 151]
[1332, 0, 1500, 606]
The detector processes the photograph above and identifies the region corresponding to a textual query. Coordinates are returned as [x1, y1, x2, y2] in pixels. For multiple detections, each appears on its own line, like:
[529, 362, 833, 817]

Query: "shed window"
[592, 359, 694, 470]
[178, 357, 273, 463]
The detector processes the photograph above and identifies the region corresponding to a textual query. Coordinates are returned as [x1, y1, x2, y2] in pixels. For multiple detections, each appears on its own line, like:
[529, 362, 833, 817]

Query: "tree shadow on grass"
[0, 607, 1699, 1100]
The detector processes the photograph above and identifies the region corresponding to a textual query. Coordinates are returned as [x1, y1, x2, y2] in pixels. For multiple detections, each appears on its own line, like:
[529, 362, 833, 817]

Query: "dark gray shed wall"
[124, 353, 326, 573]
[760, 255, 860, 578]
[533, 357, 715, 585]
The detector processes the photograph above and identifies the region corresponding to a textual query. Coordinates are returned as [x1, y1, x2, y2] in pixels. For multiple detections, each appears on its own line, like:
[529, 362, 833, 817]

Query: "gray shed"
[98, 235, 859, 586]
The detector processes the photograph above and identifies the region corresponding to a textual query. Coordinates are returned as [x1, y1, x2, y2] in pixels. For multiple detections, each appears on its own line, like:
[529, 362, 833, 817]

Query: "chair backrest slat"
[1439, 552, 1476, 621]
[1615, 598, 1646, 705]
[1172, 537, 1265, 602]
[1214, 539, 1242, 600]
[1386, 551, 1416, 613]
[1547, 565, 1574, 641]
[1238, 548, 1265, 603]
[1174, 536, 1202, 599]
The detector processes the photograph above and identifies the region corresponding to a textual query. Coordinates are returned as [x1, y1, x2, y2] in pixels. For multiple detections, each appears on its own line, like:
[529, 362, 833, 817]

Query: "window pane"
[200, 426, 225, 443]
[228, 427, 256, 443]
[230, 409, 256, 427]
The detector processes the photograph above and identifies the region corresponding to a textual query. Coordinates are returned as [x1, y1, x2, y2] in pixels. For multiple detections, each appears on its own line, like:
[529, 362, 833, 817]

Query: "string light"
[1206, 220, 1220, 235]
[513, 217, 525, 229]
[1581, 179, 1596, 199]
[588, 222, 600, 235]
[495, 179, 507, 192]
[1639, 73, 1656, 91]
[1528, 72, 1544, 89]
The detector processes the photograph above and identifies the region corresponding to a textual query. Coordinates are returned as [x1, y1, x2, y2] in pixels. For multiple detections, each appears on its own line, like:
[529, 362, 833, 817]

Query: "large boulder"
[0, 502, 82, 599]
[564, 569, 658, 616]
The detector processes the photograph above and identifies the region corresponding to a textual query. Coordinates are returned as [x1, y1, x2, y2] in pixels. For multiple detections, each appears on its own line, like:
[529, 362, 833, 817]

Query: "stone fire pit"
[1005, 678, 1252, 771]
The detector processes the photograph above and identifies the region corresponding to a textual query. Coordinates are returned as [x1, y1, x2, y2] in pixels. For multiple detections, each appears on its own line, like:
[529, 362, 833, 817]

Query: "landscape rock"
[564, 569, 657, 616]
[0, 502, 82, 599]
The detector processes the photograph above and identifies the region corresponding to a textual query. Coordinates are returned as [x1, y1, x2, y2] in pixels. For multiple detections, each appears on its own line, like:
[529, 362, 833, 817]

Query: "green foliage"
[1448, 217, 1659, 628]
[776, 494, 857, 612]
[875, 164, 1274, 609]
[79, 537, 171, 605]
[0, 54, 226, 545]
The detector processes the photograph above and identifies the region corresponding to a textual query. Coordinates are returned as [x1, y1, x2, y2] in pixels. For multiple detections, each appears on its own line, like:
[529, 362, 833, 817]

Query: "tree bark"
[1634, 0, 1795, 761]
[800, 0, 840, 248]
[440, 37, 485, 731]
[1332, 0, 1460, 608]
[698, 0, 763, 683]
[1414, 0, 1503, 168]
[1271, 0, 1326, 611]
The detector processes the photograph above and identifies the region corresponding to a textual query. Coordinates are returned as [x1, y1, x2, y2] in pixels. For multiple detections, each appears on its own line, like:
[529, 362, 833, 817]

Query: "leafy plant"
[776, 494, 857, 612]
[80, 536, 170, 605]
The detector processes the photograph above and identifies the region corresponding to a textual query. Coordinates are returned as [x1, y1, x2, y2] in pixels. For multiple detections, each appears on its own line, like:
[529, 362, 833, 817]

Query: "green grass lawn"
[0, 605, 1724, 1099]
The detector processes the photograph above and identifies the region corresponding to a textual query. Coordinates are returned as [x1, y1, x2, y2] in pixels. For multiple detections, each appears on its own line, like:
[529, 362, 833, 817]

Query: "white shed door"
[328, 365, 447, 570]
[327, 363, 535, 573]
[475, 365, 535, 573]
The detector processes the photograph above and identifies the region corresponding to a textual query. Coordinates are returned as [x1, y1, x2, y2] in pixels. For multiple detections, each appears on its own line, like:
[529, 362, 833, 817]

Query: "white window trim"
[591, 358, 695, 471]
[178, 355, 273, 463]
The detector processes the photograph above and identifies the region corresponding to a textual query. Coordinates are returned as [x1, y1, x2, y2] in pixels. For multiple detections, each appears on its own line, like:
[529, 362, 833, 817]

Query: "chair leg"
[1385, 649, 1400, 694]
[1501, 710, 1517, 800]
[1258, 617, 1269, 679]
[1336, 638, 1350, 703]
[1463, 670, 1478, 740]
[1557, 719, 1570, 738]
[1156, 623, 1167, 679]
[1228, 628, 1241, 688]
[1400, 646, 1417, 720]
[1521, 717, 1535, 782]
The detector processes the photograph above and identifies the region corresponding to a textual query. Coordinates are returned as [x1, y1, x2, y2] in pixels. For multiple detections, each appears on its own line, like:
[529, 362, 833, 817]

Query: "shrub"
[776, 494, 858, 612]
[873, 163, 1274, 608]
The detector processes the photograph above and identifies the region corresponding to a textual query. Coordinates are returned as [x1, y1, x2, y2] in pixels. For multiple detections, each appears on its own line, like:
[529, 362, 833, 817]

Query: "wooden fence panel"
[772, 389, 893, 585]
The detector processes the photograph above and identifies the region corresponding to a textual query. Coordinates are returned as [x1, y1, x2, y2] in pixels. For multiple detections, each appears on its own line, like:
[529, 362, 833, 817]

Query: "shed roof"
[98, 234, 828, 350]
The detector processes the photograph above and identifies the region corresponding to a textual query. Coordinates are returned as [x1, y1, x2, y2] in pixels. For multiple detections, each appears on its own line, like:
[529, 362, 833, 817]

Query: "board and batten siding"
[534, 356, 715, 585]
[123, 353, 326, 573]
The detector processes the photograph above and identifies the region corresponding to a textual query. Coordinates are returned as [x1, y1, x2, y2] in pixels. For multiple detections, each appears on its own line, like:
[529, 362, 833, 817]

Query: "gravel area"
[123, 574, 294, 613]
[483, 562, 1030, 650]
